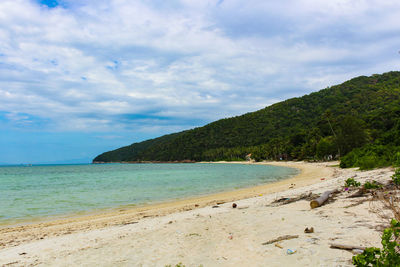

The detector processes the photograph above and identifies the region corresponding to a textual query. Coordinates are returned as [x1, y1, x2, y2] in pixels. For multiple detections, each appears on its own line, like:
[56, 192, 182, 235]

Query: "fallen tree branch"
[262, 235, 299, 245]
[347, 188, 365, 198]
[330, 243, 367, 251]
[270, 192, 318, 206]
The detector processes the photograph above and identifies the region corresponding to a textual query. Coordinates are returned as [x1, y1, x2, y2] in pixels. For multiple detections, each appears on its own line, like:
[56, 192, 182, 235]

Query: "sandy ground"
[0, 161, 396, 267]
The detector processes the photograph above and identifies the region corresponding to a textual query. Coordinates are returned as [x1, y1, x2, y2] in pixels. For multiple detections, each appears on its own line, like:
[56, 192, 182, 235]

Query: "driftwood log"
[310, 189, 338, 209]
[271, 192, 318, 206]
[330, 243, 367, 251]
[262, 235, 299, 245]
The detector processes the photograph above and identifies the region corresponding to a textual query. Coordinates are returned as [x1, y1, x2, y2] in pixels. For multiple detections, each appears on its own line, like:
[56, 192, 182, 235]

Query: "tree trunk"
[310, 189, 337, 209]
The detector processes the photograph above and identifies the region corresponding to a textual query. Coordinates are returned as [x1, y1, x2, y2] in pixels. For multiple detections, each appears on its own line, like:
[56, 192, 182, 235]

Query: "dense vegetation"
[94, 72, 400, 168]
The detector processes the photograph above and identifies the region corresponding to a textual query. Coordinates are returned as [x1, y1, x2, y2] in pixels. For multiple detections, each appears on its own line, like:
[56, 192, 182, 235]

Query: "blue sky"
[0, 0, 399, 164]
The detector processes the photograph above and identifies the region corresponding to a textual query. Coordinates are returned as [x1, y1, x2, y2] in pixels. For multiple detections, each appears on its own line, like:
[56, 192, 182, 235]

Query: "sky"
[0, 0, 399, 164]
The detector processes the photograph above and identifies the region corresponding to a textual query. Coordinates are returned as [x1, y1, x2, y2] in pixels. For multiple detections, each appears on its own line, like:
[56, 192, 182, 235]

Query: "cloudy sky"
[0, 0, 399, 164]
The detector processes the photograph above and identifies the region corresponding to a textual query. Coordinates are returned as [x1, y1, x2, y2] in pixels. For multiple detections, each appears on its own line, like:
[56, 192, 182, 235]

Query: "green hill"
[93, 71, 400, 168]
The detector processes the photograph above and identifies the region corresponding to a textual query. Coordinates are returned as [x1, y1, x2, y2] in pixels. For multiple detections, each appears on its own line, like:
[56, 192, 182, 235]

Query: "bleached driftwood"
[262, 235, 299, 245]
[310, 189, 338, 209]
[330, 243, 366, 251]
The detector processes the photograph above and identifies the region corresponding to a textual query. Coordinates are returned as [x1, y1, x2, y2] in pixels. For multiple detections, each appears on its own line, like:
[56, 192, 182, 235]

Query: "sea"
[0, 163, 298, 225]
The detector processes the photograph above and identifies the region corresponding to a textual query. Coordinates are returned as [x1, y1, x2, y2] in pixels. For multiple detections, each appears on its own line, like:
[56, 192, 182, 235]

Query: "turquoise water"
[0, 163, 298, 224]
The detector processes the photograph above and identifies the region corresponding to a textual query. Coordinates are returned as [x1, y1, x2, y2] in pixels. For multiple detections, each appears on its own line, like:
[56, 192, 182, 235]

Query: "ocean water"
[0, 163, 298, 225]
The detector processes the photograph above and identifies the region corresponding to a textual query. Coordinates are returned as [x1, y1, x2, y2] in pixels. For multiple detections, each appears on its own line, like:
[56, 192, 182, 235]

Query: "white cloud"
[0, 0, 399, 134]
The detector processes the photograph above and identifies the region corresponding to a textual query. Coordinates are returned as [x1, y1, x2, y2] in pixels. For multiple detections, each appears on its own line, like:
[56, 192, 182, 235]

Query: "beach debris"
[270, 192, 317, 206]
[18, 252, 27, 255]
[216, 201, 225, 205]
[346, 180, 398, 203]
[168, 221, 173, 224]
[289, 183, 296, 189]
[274, 242, 283, 249]
[347, 188, 365, 198]
[286, 249, 297, 255]
[330, 243, 366, 252]
[195, 204, 199, 207]
[212, 205, 220, 208]
[228, 233, 233, 240]
[310, 189, 339, 209]
[304, 227, 314, 233]
[232, 203, 237, 208]
[262, 235, 299, 245]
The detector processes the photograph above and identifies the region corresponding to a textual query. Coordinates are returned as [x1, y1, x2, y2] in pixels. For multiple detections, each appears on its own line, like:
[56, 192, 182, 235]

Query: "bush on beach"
[392, 169, 400, 186]
[340, 145, 400, 170]
[353, 219, 400, 266]
[363, 180, 383, 190]
[345, 178, 361, 187]
[353, 170, 400, 266]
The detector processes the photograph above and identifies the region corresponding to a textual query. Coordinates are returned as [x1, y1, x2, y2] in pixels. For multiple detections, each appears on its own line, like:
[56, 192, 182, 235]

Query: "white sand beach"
[0, 161, 395, 266]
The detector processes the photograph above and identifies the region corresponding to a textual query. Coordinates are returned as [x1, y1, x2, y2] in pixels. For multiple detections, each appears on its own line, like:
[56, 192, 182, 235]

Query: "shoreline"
[1, 161, 300, 228]
[0, 161, 333, 247]
[1, 161, 395, 266]
[0, 161, 300, 228]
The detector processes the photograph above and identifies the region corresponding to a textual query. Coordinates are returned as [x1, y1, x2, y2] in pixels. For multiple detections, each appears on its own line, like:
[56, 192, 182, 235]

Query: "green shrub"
[353, 219, 400, 266]
[357, 155, 380, 170]
[340, 145, 400, 170]
[345, 178, 361, 187]
[392, 169, 400, 186]
[394, 152, 400, 167]
[363, 180, 382, 190]
[340, 151, 357, 168]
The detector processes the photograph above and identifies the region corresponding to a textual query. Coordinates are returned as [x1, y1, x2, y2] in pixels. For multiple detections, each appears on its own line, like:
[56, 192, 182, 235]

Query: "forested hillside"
[94, 71, 400, 169]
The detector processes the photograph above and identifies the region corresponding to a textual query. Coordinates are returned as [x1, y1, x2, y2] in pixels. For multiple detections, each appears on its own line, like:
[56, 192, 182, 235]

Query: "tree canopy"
[94, 71, 400, 169]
